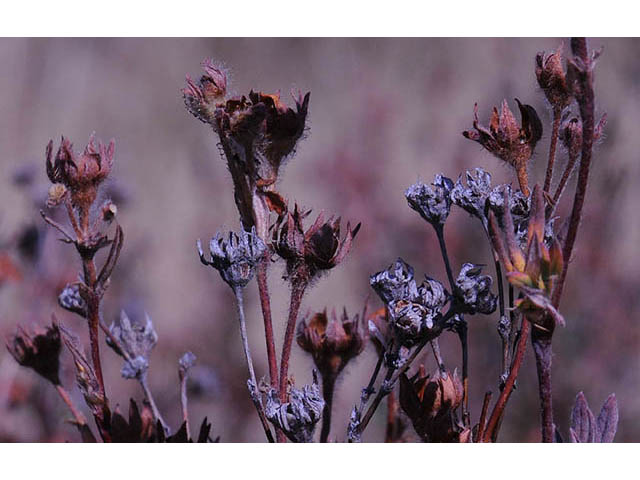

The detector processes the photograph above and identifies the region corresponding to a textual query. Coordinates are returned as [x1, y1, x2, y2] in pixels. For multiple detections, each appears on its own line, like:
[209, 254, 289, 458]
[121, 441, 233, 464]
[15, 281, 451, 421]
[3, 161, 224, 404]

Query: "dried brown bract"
[297, 308, 366, 379]
[399, 366, 469, 442]
[463, 100, 542, 195]
[46, 134, 114, 212]
[6, 322, 62, 386]
[536, 46, 572, 110]
[272, 205, 361, 283]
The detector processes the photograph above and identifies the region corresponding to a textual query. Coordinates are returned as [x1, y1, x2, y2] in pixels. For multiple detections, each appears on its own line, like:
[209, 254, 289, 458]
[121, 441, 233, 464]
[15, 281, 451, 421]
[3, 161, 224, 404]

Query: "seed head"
[198, 227, 265, 289]
[454, 263, 497, 315]
[106, 310, 159, 380]
[405, 175, 454, 227]
[265, 371, 325, 443]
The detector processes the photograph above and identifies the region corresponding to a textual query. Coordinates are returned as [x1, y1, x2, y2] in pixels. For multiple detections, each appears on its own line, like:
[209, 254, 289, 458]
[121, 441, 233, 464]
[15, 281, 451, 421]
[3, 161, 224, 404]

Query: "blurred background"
[0, 38, 638, 442]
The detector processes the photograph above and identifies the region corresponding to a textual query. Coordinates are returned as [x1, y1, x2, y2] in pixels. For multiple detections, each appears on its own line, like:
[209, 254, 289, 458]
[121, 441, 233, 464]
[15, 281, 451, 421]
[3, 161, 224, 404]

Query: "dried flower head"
[369, 257, 418, 305]
[58, 283, 87, 317]
[46, 134, 115, 209]
[272, 205, 360, 282]
[536, 46, 572, 109]
[463, 100, 542, 195]
[106, 310, 158, 380]
[6, 322, 62, 385]
[488, 185, 564, 332]
[450, 168, 493, 221]
[297, 308, 366, 379]
[370, 258, 447, 347]
[399, 366, 467, 442]
[198, 227, 266, 289]
[265, 371, 325, 443]
[454, 263, 497, 315]
[405, 175, 454, 227]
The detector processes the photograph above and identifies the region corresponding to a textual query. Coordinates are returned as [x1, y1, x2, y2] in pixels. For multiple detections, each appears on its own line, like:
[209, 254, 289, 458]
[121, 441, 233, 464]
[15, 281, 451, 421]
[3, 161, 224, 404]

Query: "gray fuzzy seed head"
[405, 174, 454, 226]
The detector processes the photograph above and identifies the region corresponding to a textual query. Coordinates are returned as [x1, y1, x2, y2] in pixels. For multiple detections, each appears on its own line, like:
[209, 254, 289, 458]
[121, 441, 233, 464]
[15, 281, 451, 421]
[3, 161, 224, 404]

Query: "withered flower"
[370, 258, 447, 347]
[536, 47, 572, 110]
[265, 372, 325, 443]
[184, 59, 310, 234]
[399, 366, 468, 442]
[198, 227, 265, 289]
[106, 310, 158, 380]
[454, 263, 497, 315]
[405, 175, 454, 227]
[297, 308, 366, 379]
[272, 205, 360, 282]
[6, 322, 62, 385]
[463, 100, 542, 195]
[488, 185, 564, 332]
[46, 134, 115, 209]
[451, 167, 493, 221]
[58, 283, 87, 317]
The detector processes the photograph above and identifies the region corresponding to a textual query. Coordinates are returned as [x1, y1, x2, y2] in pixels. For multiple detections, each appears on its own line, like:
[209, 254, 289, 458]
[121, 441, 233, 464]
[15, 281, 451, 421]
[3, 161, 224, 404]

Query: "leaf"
[597, 394, 619, 443]
[571, 391, 596, 443]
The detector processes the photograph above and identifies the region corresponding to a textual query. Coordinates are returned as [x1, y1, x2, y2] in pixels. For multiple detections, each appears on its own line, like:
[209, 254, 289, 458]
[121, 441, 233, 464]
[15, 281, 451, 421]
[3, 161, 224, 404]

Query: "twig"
[278, 280, 307, 403]
[482, 319, 531, 442]
[476, 391, 492, 442]
[233, 287, 275, 443]
[543, 107, 562, 193]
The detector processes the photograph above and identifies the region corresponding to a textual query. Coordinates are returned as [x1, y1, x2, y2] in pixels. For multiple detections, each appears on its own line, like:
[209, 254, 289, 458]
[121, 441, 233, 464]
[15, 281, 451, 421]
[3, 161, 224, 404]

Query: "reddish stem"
[543, 107, 562, 194]
[482, 320, 530, 442]
[278, 280, 307, 403]
[256, 256, 278, 388]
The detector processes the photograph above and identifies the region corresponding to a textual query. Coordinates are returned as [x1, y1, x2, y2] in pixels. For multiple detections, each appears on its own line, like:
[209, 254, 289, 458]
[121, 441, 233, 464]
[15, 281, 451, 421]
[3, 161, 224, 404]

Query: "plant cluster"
[4, 37, 618, 443]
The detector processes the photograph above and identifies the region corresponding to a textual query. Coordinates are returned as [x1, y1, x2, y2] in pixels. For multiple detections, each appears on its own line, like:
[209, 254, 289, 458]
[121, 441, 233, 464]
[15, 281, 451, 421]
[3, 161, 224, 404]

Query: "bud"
[535, 47, 571, 109]
[198, 227, 265, 289]
[6, 322, 62, 385]
[560, 115, 583, 160]
[405, 174, 454, 227]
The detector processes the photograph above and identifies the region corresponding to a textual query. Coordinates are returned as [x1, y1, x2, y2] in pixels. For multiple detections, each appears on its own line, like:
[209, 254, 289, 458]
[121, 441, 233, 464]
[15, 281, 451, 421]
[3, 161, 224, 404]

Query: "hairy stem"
[234, 287, 275, 443]
[544, 107, 562, 194]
